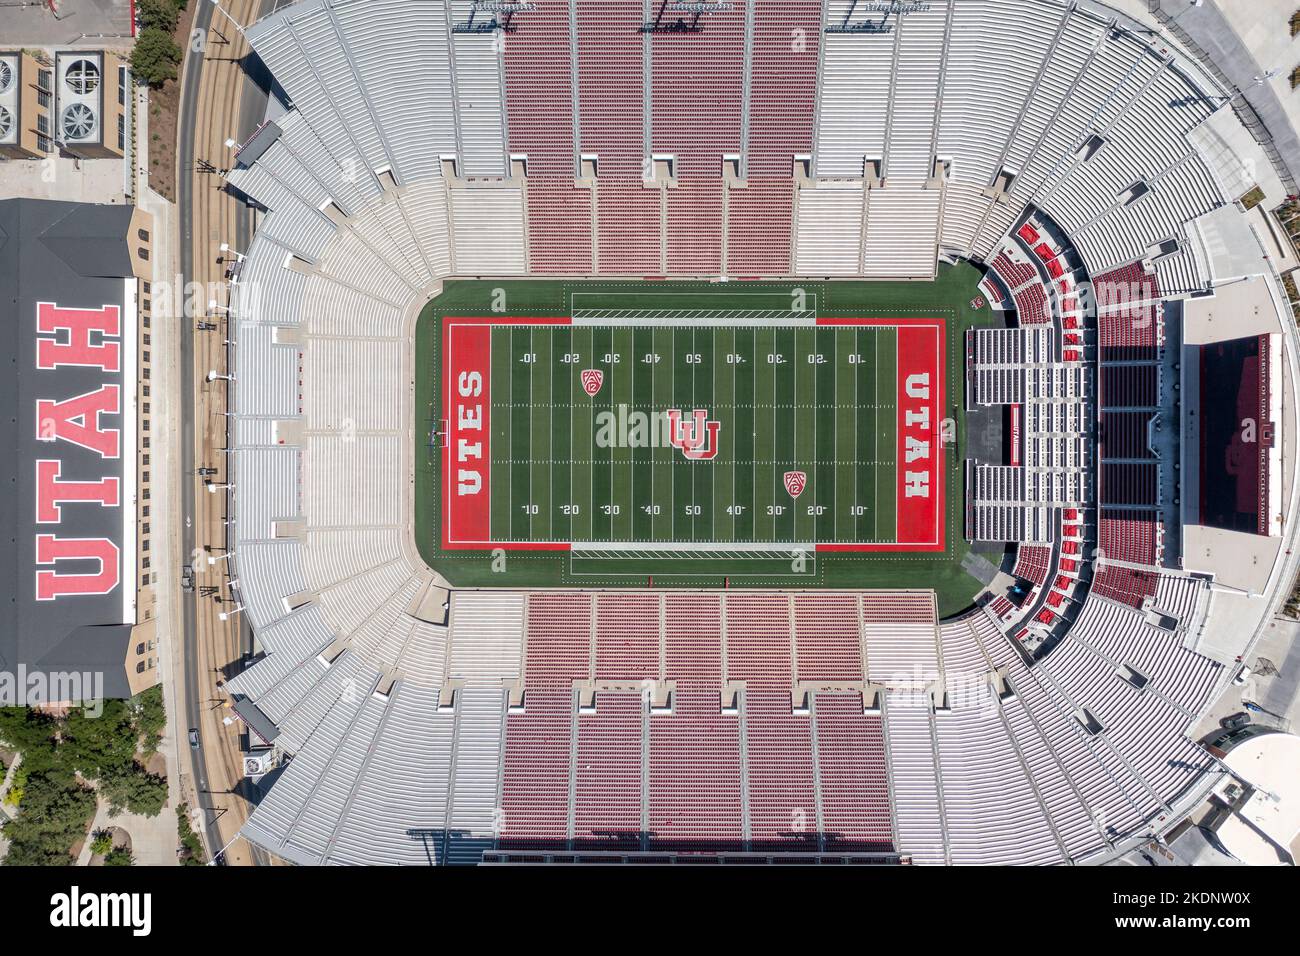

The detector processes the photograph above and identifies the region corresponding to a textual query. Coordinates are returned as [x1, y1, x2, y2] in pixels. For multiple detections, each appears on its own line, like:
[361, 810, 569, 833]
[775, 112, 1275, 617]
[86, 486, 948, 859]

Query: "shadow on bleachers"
[400, 829, 901, 864]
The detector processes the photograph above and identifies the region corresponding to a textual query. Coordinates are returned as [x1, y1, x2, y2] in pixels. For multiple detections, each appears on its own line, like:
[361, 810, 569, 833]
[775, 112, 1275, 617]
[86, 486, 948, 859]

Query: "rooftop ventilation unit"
[61, 102, 95, 140]
[56, 52, 101, 146]
[65, 58, 99, 94]
[0, 55, 17, 146]
[244, 752, 274, 777]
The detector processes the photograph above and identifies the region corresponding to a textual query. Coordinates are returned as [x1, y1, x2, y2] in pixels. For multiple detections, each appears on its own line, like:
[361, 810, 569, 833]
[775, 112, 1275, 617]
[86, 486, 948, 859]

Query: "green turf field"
[414, 266, 1004, 616]
[484, 322, 898, 546]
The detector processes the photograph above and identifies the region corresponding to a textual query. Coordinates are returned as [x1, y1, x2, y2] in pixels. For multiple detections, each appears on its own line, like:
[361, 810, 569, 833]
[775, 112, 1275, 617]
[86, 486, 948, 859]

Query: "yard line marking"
[549, 325, 555, 535]
[649, 330, 655, 540]
[528, 327, 534, 541]
[569, 325, 575, 543]
[850, 326, 857, 544]
[626, 329, 633, 542]
[730, 327, 737, 542]
[507, 327, 514, 541]
[588, 325, 595, 541]
[752, 326, 758, 541]
[671, 325, 677, 544]
[833, 327, 838, 543]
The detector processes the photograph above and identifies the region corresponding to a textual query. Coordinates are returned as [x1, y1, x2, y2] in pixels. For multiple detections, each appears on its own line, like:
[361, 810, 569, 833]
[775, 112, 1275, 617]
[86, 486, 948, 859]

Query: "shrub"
[90, 830, 114, 856]
[103, 846, 134, 867]
[131, 27, 183, 88]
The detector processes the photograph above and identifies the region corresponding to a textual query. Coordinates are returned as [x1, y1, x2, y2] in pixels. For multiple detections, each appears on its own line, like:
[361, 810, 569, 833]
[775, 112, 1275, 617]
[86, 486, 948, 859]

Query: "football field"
[442, 308, 945, 552]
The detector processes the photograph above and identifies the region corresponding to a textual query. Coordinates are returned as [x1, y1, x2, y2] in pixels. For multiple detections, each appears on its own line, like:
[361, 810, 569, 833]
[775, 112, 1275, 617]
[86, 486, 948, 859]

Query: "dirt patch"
[143, 751, 168, 778]
[145, 2, 198, 203]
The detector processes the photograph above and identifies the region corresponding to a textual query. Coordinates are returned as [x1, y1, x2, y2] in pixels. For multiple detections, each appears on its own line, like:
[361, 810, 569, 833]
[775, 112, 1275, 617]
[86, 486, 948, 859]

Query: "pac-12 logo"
[666, 408, 721, 461]
[580, 369, 604, 396]
[783, 470, 807, 498]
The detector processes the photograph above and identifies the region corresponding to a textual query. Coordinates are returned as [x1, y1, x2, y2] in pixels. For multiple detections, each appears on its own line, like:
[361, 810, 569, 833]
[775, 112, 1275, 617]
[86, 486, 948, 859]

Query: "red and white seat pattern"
[1098, 511, 1160, 566]
[498, 592, 892, 852]
[1091, 566, 1159, 609]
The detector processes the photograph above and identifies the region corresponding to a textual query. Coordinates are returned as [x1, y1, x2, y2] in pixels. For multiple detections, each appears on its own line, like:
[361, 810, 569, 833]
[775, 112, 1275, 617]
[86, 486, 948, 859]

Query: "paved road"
[177, 0, 281, 866]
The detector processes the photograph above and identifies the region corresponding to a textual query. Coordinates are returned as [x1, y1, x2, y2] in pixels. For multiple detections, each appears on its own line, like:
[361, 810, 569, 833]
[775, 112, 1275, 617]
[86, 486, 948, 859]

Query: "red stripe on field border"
[442, 317, 572, 551]
[442, 316, 941, 553]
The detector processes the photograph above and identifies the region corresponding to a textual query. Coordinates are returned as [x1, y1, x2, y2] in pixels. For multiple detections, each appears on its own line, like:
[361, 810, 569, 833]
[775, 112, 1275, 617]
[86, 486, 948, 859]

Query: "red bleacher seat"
[1092, 567, 1159, 609]
[1013, 545, 1051, 585]
[1098, 512, 1159, 565]
[1013, 285, 1049, 325]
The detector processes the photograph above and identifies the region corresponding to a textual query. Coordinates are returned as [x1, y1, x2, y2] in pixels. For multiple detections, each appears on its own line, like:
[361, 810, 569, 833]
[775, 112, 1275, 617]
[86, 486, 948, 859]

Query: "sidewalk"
[75, 795, 179, 867]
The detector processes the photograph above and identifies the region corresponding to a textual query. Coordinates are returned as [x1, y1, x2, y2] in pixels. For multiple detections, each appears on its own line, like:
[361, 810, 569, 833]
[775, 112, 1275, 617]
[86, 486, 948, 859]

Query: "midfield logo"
[580, 368, 604, 397]
[666, 408, 721, 461]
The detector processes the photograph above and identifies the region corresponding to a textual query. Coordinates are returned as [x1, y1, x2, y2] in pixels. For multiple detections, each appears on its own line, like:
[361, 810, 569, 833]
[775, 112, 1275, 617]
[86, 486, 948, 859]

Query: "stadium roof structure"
[214, 0, 1300, 864]
[0, 198, 138, 701]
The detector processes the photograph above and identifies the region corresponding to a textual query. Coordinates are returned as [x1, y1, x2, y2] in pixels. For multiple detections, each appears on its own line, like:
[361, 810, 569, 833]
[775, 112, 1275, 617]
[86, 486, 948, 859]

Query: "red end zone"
[443, 317, 571, 551]
[816, 317, 946, 553]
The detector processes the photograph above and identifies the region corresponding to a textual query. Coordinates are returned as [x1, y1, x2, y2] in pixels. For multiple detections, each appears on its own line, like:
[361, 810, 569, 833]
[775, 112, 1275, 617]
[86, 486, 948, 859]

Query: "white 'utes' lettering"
[456, 369, 484, 496]
[33, 302, 121, 601]
[902, 371, 932, 499]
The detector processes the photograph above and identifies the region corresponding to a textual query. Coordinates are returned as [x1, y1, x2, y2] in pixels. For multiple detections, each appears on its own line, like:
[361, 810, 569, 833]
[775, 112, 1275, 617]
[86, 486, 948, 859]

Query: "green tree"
[61, 700, 137, 780]
[103, 846, 134, 867]
[0, 707, 59, 754]
[131, 27, 183, 88]
[1, 769, 96, 866]
[132, 685, 166, 755]
[100, 764, 168, 818]
[136, 0, 182, 32]
[177, 802, 207, 865]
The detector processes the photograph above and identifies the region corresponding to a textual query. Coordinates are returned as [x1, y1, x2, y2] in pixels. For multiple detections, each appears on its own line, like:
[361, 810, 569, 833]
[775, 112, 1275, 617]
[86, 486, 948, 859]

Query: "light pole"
[1214, 69, 1279, 108]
